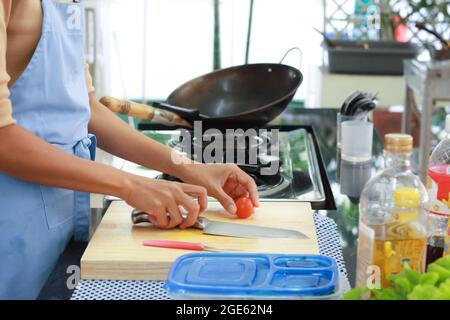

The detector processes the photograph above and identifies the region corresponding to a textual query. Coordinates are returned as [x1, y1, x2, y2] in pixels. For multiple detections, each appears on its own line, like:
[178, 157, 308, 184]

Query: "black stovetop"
[138, 123, 335, 210]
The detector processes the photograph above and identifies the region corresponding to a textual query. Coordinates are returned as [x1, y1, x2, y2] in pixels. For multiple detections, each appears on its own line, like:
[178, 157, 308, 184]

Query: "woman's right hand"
[122, 174, 208, 230]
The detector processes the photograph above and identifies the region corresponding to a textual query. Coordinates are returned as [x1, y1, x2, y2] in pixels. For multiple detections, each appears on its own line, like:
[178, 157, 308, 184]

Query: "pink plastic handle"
[142, 240, 205, 251]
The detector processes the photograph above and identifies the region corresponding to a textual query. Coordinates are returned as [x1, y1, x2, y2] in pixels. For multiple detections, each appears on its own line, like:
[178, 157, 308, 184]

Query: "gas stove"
[113, 123, 334, 210]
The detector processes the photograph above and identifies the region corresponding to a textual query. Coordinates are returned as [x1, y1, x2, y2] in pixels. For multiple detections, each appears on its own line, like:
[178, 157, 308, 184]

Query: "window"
[102, 0, 325, 102]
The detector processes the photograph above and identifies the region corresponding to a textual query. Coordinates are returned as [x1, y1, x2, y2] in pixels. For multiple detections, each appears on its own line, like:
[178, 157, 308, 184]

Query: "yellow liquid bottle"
[356, 134, 428, 288]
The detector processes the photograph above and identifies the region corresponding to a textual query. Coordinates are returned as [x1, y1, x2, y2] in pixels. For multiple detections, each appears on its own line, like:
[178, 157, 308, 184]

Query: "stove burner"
[249, 172, 291, 197]
[138, 125, 329, 208]
[163, 130, 285, 196]
[167, 138, 183, 150]
[157, 164, 292, 198]
[167, 131, 272, 152]
[193, 132, 265, 150]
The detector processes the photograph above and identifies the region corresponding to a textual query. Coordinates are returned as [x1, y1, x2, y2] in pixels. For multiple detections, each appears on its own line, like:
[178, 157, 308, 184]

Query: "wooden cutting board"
[81, 201, 318, 280]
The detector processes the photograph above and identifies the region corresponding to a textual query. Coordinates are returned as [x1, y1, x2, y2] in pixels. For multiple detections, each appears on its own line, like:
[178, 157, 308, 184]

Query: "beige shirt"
[0, 0, 94, 128]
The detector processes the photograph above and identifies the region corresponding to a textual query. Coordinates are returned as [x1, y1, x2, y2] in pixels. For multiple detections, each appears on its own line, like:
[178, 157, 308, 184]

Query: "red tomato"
[235, 196, 254, 219]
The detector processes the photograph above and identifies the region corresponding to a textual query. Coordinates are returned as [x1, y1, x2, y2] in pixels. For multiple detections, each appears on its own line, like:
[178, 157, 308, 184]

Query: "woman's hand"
[122, 174, 207, 229]
[178, 163, 259, 214]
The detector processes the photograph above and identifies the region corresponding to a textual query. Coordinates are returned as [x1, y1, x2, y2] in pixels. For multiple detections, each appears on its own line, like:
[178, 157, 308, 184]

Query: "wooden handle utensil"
[99, 96, 192, 128]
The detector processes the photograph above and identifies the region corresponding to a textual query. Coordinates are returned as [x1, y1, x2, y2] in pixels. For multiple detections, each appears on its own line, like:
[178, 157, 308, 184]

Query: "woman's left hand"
[178, 163, 259, 214]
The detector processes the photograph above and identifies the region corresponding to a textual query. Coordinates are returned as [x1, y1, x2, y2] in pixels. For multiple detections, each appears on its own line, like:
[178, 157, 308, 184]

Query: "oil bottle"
[356, 134, 428, 288]
[426, 114, 450, 267]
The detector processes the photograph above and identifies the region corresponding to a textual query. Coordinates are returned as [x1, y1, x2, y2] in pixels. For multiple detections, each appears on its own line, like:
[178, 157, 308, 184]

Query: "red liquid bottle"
[426, 115, 450, 267]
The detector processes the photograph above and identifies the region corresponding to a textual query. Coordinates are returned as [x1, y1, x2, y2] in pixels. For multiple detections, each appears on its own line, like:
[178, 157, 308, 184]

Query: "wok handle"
[279, 47, 303, 69]
[153, 102, 202, 123]
[100, 96, 154, 119]
[99, 96, 192, 127]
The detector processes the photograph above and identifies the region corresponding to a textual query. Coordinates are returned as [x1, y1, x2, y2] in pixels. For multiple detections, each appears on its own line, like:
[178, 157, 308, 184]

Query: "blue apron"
[0, 0, 94, 299]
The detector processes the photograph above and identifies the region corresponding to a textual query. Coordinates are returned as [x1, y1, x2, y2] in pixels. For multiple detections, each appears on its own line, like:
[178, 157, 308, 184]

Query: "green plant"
[400, 0, 450, 25]
[342, 255, 450, 300]
[380, 0, 450, 41]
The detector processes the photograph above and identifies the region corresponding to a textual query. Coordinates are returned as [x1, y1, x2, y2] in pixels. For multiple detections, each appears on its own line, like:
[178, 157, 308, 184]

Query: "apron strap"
[73, 134, 96, 241]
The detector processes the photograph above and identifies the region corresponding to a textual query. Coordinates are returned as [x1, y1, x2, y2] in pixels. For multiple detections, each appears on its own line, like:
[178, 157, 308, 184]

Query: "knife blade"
[131, 209, 308, 240]
[201, 220, 307, 239]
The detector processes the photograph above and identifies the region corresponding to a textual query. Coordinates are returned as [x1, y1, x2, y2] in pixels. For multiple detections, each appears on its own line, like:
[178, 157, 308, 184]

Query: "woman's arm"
[0, 123, 128, 197]
[87, 93, 187, 178]
[0, 124, 207, 229]
[88, 93, 259, 213]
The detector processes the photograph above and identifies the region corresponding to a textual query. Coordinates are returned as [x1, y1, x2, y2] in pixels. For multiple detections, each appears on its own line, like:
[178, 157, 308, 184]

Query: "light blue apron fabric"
[0, 0, 94, 299]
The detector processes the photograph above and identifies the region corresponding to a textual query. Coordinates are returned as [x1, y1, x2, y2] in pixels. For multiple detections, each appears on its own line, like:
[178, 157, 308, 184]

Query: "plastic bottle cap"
[446, 114, 450, 134]
[384, 133, 413, 154]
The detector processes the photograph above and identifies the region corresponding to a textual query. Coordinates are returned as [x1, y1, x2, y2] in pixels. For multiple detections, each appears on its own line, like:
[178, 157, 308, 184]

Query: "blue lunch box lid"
[165, 253, 339, 297]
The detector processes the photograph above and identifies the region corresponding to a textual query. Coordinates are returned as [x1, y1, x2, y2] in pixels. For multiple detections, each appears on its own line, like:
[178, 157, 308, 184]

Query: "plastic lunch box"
[165, 253, 343, 300]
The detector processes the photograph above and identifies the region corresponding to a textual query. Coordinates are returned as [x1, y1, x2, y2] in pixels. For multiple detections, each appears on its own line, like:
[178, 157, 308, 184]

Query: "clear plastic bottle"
[426, 114, 450, 266]
[356, 134, 428, 288]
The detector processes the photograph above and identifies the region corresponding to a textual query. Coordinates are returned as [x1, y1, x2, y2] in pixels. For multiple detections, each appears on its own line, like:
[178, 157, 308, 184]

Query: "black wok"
[155, 63, 303, 128]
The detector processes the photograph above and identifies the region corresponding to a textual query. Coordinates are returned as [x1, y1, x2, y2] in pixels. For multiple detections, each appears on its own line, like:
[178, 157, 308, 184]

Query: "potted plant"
[324, 0, 449, 74]
[384, 0, 449, 59]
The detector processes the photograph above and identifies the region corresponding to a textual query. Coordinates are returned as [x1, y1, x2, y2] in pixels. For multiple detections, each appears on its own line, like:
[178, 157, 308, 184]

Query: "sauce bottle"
[426, 114, 450, 267]
[356, 134, 428, 288]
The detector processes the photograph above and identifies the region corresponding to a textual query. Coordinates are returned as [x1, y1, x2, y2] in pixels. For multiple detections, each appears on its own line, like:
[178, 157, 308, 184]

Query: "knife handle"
[131, 210, 154, 224]
[143, 240, 205, 251]
[131, 209, 206, 229]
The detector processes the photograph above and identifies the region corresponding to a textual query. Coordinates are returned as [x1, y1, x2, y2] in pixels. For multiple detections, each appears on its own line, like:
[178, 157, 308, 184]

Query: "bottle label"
[393, 187, 420, 223]
[427, 165, 450, 216]
[356, 222, 375, 288]
[428, 165, 450, 256]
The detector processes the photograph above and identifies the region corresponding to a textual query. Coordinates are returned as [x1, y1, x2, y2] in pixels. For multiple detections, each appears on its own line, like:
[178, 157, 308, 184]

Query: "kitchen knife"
[142, 240, 240, 252]
[131, 209, 309, 240]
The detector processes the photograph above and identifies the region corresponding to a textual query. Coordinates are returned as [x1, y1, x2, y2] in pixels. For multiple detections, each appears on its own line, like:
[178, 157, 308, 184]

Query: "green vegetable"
[408, 279, 450, 300]
[342, 255, 450, 300]
[428, 263, 450, 283]
[437, 256, 450, 269]
[393, 276, 414, 297]
[435, 279, 450, 300]
[341, 287, 368, 300]
[408, 284, 440, 300]
[371, 288, 402, 300]
[419, 272, 439, 285]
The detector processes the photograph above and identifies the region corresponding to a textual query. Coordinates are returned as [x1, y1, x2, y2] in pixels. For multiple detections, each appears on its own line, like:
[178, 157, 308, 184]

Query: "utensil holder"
[340, 120, 373, 163]
[337, 113, 369, 149]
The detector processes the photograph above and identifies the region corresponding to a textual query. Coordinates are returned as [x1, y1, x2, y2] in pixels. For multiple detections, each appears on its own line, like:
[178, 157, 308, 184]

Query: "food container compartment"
[324, 41, 420, 75]
[165, 253, 343, 300]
